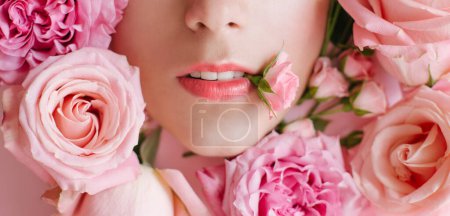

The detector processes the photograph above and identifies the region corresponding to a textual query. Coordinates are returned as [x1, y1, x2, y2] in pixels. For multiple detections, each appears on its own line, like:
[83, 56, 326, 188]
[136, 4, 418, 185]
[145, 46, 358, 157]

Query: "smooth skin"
[112, 0, 329, 157]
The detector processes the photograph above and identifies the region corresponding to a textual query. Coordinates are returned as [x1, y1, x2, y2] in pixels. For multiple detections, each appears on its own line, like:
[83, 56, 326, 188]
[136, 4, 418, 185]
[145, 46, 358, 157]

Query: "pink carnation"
[197, 132, 368, 216]
[0, 0, 128, 84]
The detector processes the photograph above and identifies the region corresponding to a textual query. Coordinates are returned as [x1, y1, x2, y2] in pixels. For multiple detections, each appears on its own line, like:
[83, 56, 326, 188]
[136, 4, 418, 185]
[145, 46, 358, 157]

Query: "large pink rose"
[0, 0, 128, 84]
[197, 132, 368, 216]
[0, 47, 145, 194]
[351, 85, 450, 215]
[264, 52, 299, 112]
[339, 0, 450, 86]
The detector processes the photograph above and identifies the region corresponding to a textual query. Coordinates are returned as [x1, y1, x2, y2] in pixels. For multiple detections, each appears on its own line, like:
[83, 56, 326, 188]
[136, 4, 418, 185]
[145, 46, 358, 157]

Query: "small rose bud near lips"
[246, 51, 300, 118]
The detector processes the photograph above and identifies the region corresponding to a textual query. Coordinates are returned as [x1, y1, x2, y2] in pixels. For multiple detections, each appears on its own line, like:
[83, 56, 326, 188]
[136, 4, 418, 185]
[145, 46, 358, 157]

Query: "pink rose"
[339, 0, 450, 86]
[197, 132, 368, 216]
[310, 57, 349, 99]
[351, 86, 450, 214]
[283, 118, 316, 138]
[339, 50, 373, 80]
[264, 52, 299, 111]
[1, 47, 145, 194]
[0, 0, 128, 84]
[352, 81, 387, 117]
[43, 166, 210, 216]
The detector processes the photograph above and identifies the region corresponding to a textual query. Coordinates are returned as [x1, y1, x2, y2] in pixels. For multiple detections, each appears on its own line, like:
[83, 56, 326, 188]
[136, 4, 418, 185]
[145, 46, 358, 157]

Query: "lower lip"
[178, 77, 251, 100]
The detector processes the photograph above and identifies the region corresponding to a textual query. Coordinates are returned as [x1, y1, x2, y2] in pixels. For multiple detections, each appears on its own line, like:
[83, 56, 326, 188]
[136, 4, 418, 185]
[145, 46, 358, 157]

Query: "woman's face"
[112, 0, 328, 157]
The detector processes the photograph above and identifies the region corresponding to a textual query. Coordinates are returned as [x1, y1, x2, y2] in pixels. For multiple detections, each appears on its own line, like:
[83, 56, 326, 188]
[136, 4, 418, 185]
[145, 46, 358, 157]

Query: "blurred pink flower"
[197, 132, 368, 216]
[0, 0, 128, 84]
[310, 57, 349, 99]
[43, 166, 210, 216]
[264, 52, 299, 112]
[1, 48, 145, 194]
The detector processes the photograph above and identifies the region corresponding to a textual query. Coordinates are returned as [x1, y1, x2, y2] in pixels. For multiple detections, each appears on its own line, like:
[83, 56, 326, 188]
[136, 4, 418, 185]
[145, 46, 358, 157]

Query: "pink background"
[0, 136, 53, 215]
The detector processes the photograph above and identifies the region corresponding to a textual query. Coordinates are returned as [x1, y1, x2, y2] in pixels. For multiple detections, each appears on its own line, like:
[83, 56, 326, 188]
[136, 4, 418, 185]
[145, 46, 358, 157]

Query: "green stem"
[320, 0, 341, 56]
[313, 106, 345, 117]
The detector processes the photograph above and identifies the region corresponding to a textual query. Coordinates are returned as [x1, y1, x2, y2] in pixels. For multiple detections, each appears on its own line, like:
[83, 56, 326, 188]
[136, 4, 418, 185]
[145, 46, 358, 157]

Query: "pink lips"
[178, 63, 254, 100]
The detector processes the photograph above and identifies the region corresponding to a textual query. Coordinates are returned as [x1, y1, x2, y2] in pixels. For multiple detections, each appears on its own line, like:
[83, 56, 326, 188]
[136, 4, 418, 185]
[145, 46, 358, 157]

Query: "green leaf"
[338, 56, 348, 72]
[182, 151, 196, 158]
[330, 4, 354, 46]
[258, 79, 275, 93]
[341, 97, 353, 112]
[257, 90, 277, 118]
[310, 117, 330, 132]
[360, 47, 375, 57]
[139, 126, 162, 167]
[133, 132, 147, 164]
[275, 120, 287, 133]
[246, 74, 262, 87]
[341, 131, 364, 149]
[263, 52, 281, 77]
[299, 87, 318, 104]
[354, 108, 371, 117]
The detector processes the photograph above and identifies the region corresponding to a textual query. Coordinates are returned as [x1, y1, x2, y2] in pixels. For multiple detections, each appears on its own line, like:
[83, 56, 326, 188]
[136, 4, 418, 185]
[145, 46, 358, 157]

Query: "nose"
[185, 0, 246, 33]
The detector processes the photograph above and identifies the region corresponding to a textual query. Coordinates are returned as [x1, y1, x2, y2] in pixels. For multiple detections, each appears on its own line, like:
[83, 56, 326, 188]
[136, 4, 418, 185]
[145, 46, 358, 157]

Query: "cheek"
[277, 0, 329, 97]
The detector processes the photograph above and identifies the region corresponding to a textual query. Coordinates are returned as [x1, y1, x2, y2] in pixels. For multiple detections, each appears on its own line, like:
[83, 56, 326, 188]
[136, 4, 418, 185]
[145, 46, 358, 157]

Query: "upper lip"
[177, 63, 256, 77]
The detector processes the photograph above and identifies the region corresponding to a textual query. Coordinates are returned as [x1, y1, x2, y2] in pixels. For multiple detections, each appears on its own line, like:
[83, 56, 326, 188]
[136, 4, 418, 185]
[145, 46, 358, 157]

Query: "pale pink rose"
[283, 118, 316, 138]
[351, 86, 450, 215]
[339, 0, 450, 86]
[0, 0, 128, 84]
[352, 81, 387, 117]
[340, 50, 373, 80]
[264, 52, 299, 111]
[1, 47, 145, 194]
[43, 166, 210, 216]
[197, 132, 368, 216]
[310, 57, 349, 99]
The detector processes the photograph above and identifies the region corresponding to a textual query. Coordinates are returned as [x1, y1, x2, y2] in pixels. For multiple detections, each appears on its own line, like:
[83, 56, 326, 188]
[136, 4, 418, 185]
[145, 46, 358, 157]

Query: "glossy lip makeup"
[178, 63, 255, 100]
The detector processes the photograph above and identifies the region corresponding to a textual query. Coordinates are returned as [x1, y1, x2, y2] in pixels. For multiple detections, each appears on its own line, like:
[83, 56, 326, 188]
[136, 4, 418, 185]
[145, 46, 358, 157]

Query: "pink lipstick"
[178, 63, 254, 100]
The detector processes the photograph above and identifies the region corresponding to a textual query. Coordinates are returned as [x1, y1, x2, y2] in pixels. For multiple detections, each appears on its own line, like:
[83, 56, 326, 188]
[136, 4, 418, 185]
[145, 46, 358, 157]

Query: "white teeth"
[189, 71, 246, 80]
[234, 72, 245, 78]
[217, 71, 235, 81]
[190, 72, 201, 78]
[201, 72, 218, 81]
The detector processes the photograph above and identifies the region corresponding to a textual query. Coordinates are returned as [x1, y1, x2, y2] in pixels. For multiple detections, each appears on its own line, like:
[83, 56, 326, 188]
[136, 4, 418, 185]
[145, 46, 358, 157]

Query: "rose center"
[390, 124, 446, 188]
[53, 94, 101, 148]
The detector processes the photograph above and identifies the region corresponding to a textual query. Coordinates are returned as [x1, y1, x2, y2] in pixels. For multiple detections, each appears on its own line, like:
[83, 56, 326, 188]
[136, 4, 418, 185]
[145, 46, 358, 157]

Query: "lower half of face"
[112, 0, 328, 157]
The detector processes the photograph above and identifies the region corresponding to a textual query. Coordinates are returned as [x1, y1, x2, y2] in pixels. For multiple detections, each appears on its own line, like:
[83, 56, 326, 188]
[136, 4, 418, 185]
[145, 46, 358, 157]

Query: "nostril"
[197, 22, 207, 30]
[228, 22, 239, 28]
